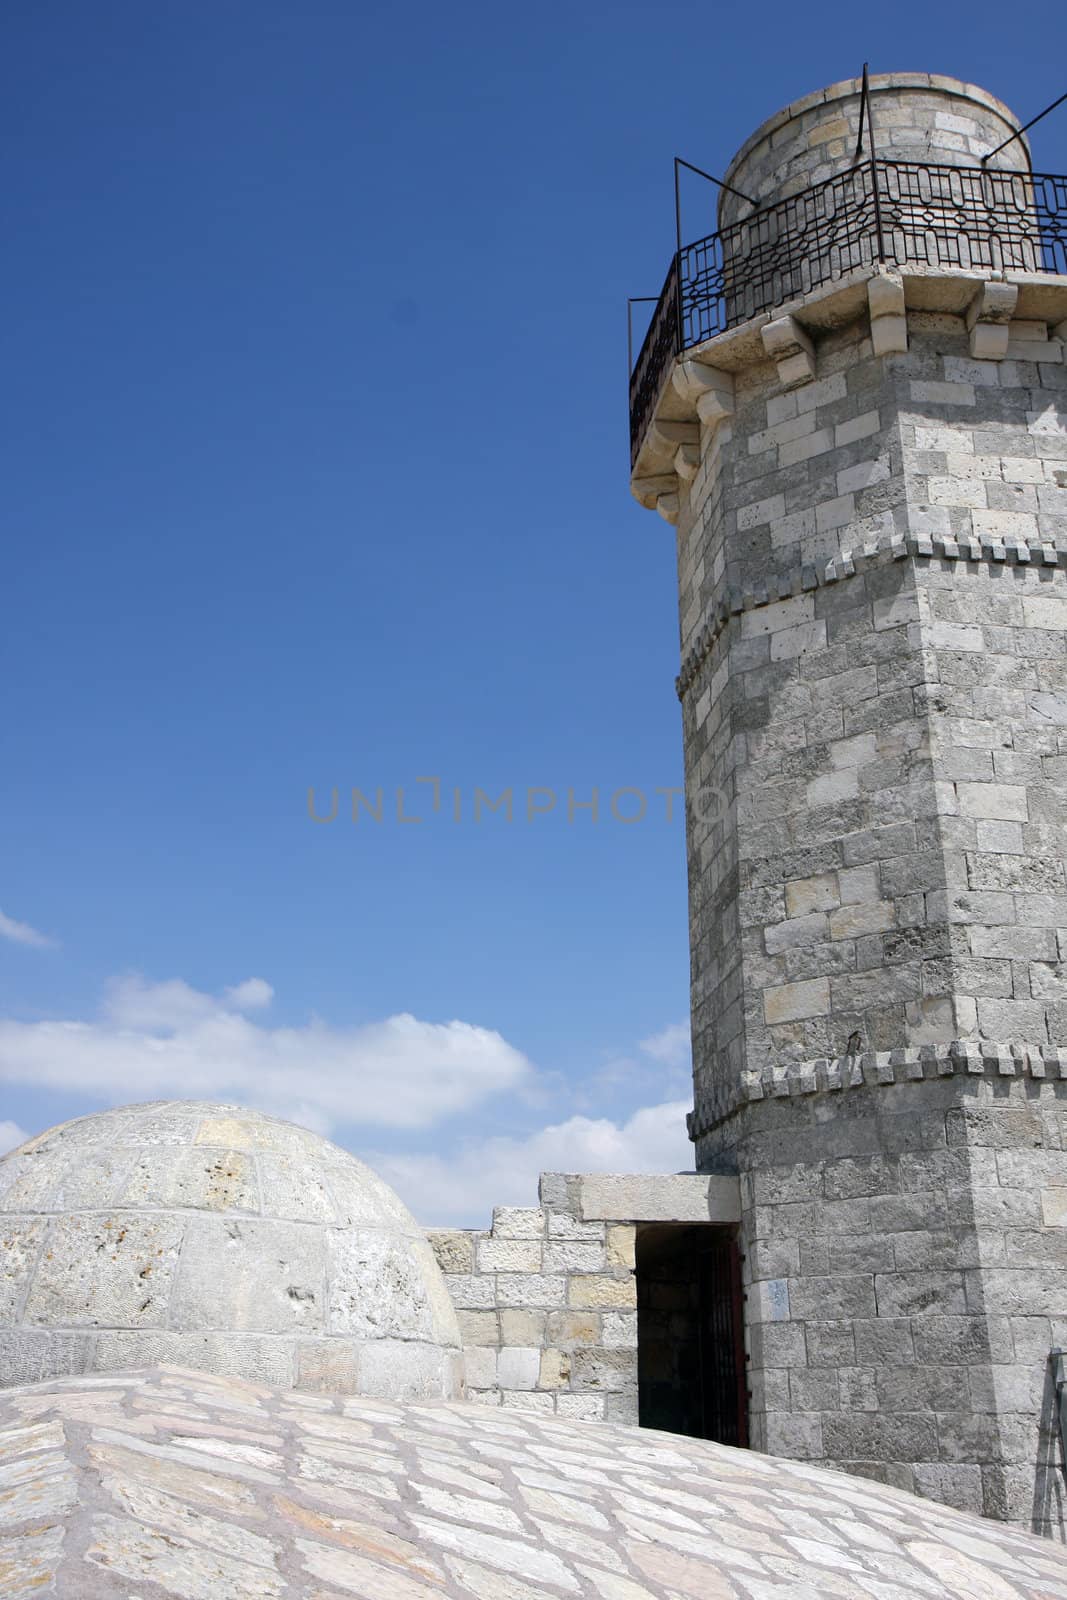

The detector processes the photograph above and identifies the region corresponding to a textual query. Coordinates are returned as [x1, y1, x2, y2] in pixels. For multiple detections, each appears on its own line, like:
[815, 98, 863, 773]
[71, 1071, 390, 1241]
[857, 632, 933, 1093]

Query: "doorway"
[636, 1223, 748, 1445]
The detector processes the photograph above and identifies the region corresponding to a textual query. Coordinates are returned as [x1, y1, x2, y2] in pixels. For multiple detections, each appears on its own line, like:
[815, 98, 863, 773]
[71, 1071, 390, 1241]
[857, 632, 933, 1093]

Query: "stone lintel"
[577, 1171, 741, 1224]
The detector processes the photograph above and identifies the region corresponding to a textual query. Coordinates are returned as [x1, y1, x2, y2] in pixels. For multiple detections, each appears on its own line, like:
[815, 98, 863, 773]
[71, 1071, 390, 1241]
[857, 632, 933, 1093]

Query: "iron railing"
[630, 158, 1067, 465]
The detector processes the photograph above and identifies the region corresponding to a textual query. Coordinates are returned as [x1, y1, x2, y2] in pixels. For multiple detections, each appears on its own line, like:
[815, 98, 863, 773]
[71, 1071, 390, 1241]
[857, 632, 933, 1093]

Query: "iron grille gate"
[697, 1234, 748, 1448]
[630, 157, 1067, 465]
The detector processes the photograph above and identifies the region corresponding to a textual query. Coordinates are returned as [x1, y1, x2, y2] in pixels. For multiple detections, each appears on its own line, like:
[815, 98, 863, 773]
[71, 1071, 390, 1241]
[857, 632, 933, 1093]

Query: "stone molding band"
[676, 532, 1067, 700]
[686, 1038, 1067, 1142]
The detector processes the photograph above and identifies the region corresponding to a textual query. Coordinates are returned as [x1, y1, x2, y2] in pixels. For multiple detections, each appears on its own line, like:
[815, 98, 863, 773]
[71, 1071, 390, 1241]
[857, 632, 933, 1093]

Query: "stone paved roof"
[2, 1366, 1067, 1598]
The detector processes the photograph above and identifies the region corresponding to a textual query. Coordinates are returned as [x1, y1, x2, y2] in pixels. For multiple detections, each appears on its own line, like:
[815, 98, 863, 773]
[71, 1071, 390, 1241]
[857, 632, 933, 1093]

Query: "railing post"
[674, 250, 684, 358]
[871, 157, 887, 264]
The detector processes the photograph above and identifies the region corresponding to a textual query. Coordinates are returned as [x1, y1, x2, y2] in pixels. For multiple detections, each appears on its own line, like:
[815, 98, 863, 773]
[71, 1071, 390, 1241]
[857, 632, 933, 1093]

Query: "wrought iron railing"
[630, 158, 1067, 466]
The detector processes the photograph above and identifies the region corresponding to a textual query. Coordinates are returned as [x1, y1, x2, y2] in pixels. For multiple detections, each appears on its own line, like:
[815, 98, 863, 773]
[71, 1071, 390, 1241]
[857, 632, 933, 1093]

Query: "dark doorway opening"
[636, 1223, 748, 1446]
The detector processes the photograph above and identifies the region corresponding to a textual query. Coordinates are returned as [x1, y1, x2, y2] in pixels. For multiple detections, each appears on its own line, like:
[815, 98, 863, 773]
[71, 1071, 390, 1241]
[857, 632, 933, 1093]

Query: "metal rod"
[983, 88, 1067, 164]
[673, 253, 683, 360]
[860, 65, 887, 264]
[675, 156, 758, 218]
[675, 158, 682, 254]
[1052, 1350, 1067, 1469]
[854, 63, 870, 162]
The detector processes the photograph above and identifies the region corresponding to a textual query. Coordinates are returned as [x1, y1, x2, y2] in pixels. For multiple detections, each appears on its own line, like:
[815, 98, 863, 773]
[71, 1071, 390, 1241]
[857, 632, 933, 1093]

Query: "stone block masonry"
[700, 1053, 1067, 1535]
[427, 1171, 739, 1420]
[638, 66, 1067, 1540]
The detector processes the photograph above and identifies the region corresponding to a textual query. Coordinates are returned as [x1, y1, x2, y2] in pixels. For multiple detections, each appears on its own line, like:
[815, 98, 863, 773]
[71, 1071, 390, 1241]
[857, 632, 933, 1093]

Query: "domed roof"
[0, 1101, 461, 1399]
[2, 1364, 1065, 1598]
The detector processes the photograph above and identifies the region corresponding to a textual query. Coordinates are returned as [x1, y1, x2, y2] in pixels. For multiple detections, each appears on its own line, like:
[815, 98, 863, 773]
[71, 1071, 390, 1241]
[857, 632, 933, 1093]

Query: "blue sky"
[2, 2, 1065, 1222]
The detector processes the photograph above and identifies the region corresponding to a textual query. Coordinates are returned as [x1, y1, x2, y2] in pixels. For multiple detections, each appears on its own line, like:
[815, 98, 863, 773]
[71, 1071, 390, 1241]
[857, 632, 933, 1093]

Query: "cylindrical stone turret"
[719, 73, 1029, 225]
[711, 76, 1038, 330]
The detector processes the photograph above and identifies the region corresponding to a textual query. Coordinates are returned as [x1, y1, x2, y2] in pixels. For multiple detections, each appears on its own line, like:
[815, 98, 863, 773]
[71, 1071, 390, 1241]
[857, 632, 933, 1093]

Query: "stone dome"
[0, 1101, 462, 1399]
[3, 1365, 1067, 1598]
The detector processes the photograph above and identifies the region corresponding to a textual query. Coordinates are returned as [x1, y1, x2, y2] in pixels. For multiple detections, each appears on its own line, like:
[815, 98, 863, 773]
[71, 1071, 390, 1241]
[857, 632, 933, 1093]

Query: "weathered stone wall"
[674, 304, 1067, 1533]
[700, 1052, 1067, 1535]
[682, 314, 1067, 1138]
[427, 1172, 739, 1421]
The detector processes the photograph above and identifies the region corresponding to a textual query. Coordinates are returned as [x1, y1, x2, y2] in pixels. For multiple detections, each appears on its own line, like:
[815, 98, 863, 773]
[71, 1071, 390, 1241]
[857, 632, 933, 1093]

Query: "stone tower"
[631, 73, 1067, 1534]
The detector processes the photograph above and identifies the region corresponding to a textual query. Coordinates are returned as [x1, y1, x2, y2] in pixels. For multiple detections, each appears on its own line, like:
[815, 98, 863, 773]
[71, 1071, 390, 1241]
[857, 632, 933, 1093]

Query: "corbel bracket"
[760, 315, 816, 388]
[966, 280, 1019, 359]
[868, 270, 907, 356]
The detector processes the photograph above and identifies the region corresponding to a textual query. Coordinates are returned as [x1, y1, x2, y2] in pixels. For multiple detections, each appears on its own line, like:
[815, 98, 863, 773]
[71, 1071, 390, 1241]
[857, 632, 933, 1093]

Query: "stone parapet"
[426, 1170, 739, 1421]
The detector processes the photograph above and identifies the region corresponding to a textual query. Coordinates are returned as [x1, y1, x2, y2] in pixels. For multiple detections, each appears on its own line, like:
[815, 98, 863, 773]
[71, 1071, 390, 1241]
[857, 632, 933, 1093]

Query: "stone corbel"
[966, 280, 1019, 359]
[630, 472, 679, 518]
[760, 315, 816, 387]
[868, 271, 907, 356]
[671, 360, 736, 429]
[651, 420, 701, 482]
[656, 493, 681, 524]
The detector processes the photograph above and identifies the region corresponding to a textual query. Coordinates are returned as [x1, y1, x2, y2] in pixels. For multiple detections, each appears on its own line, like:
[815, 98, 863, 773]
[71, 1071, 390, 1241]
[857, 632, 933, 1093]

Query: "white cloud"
[0, 976, 533, 1132]
[374, 1099, 694, 1228]
[639, 1020, 691, 1069]
[0, 1121, 28, 1156]
[225, 978, 274, 1011]
[0, 909, 57, 950]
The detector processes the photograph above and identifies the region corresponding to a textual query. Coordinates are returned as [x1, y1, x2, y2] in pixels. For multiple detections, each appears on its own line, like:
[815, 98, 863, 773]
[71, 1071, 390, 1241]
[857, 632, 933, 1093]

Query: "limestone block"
[456, 1310, 499, 1346]
[463, 1345, 498, 1388]
[496, 1346, 541, 1390]
[673, 444, 701, 481]
[493, 1274, 566, 1309]
[650, 419, 699, 450]
[0, 1219, 47, 1320]
[566, 1275, 636, 1310]
[868, 272, 908, 356]
[543, 1241, 605, 1273]
[426, 1230, 475, 1274]
[119, 1148, 259, 1213]
[577, 1172, 740, 1223]
[358, 1340, 464, 1401]
[97, 1329, 296, 1387]
[476, 1237, 542, 1273]
[605, 1225, 636, 1268]
[538, 1348, 571, 1388]
[26, 1213, 185, 1331]
[867, 271, 905, 321]
[966, 281, 1019, 359]
[490, 1207, 545, 1240]
[763, 977, 831, 1024]
[499, 1308, 546, 1345]
[656, 493, 681, 524]
[871, 313, 908, 356]
[294, 1338, 360, 1393]
[1041, 1190, 1067, 1228]
[750, 1278, 790, 1323]
[761, 315, 816, 386]
[601, 1312, 637, 1349]
[970, 321, 1011, 359]
[546, 1310, 600, 1346]
[570, 1345, 638, 1391]
[556, 1392, 604, 1419]
[671, 359, 735, 422]
[325, 1231, 452, 1343]
[629, 473, 676, 510]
